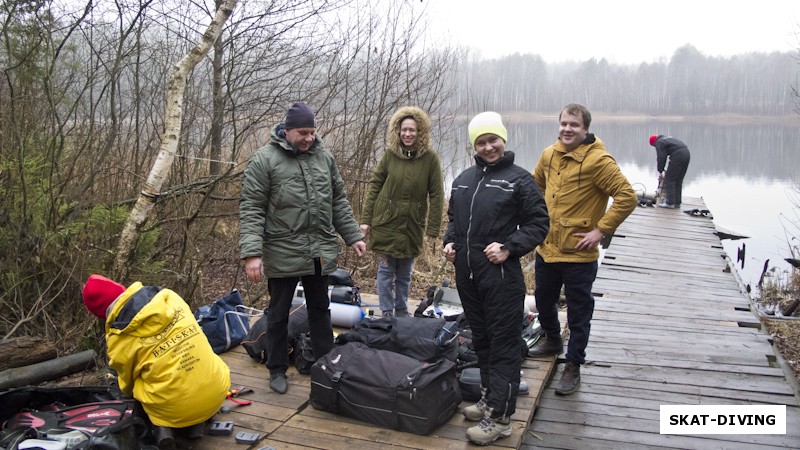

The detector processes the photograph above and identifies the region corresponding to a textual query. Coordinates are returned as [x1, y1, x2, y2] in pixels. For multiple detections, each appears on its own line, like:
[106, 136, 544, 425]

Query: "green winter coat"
[360, 106, 445, 259]
[239, 123, 363, 277]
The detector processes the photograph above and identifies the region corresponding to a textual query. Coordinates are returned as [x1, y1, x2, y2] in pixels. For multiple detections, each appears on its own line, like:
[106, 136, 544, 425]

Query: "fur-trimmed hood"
[386, 106, 432, 159]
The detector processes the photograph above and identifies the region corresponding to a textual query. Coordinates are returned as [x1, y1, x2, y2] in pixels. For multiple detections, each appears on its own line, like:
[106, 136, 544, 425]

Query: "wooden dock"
[524, 196, 800, 449]
[188, 195, 799, 449]
[190, 345, 554, 450]
[192, 301, 557, 450]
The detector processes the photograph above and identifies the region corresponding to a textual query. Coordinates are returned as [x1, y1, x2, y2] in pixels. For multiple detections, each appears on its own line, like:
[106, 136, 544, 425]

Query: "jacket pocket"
[557, 217, 591, 253]
[373, 198, 394, 226]
[411, 201, 426, 226]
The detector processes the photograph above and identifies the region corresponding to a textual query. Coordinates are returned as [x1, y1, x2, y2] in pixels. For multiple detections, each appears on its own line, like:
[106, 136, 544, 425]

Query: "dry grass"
[758, 267, 800, 385]
[765, 319, 800, 385]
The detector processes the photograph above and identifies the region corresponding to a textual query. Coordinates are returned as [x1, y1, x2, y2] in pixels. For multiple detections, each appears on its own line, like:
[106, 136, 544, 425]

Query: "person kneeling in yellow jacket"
[82, 274, 230, 432]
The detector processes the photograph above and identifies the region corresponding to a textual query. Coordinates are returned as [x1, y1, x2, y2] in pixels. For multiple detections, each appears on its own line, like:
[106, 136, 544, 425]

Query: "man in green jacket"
[528, 103, 637, 396]
[239, 102, 366, 394]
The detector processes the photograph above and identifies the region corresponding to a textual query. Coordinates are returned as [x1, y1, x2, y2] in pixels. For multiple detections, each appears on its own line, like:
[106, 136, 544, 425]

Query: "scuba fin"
[3, 401, 132, 434]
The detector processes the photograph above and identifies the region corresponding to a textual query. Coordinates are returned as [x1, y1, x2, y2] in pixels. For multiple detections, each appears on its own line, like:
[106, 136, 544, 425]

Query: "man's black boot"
[155, 426, 175, 450]
[269, 371, 288, 394]
[527, 335, 563, 357]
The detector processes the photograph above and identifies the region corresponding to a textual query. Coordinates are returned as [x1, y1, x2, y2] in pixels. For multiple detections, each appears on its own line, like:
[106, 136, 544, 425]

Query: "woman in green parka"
[360, 106, 445, 317]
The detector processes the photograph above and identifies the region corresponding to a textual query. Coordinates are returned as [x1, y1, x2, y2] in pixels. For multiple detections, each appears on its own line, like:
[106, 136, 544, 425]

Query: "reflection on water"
[436, 118, 800, 289]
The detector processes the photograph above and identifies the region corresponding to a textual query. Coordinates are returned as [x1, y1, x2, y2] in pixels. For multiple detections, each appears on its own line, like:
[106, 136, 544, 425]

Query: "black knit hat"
[284, 102, 316, 130]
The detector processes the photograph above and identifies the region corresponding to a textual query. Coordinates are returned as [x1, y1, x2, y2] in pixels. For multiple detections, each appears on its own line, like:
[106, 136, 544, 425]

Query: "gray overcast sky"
[423, 0, 800, 64]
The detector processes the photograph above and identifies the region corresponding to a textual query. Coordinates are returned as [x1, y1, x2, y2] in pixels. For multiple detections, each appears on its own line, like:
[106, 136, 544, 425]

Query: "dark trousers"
[455, 253, 524, 419]
[534, 253, 598, 365]
[664, 148, 690, 206]
[265, 259, 332, 374]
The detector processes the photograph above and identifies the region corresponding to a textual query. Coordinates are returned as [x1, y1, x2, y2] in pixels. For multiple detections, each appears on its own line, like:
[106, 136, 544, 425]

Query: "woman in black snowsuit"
[443, 111, 549, 445]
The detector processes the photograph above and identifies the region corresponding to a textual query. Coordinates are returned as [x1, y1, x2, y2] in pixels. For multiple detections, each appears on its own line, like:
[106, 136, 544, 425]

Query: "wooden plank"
[538, 389, 800, 431]
[286, 409, 520, 449]
[575, 361, 795, 396]
[591, 300, 756, 323]
[591, 309, 756, 328]
[541, 375, 797, 407]
[527, 420, 787, 450]
[593, 276, 746, 297]
[586, 331, 774, 354]
[584, 347, 779, 372]
[531, 407, 798, 449]
[539, 383, 788, 410]
[529, 196, 800, 449]
[522, 431, 676, 450]
[580, 375, 795, 405]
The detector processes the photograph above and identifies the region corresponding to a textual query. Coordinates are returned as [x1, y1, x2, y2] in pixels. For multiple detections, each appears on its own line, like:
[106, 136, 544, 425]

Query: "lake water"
[438, 117, 800, 291]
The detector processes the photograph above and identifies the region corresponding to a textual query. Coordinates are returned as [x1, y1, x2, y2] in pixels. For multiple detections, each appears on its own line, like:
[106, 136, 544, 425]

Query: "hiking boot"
[186, 422, 205, 439]
[382, 310, 395, 319]
[465, 414, 511, 445]
[462, 397, 488, 421]
[527, 335, 562, 357]
[269, 371, 288, 394]
[395, 309, 410, 317]
[555, 362, 581, 395]
[154, 426, 175, 450]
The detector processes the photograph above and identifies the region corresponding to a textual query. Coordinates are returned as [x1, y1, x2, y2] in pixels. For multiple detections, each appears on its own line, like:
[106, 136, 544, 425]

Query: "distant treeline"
[452, 44, 798, 116]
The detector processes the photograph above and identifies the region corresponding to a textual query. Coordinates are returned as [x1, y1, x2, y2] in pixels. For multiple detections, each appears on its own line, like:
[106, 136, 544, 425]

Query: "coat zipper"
[466, 167, 487, 280]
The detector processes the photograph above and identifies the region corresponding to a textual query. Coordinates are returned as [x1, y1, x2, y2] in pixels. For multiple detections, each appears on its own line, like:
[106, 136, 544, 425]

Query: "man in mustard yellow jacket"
[83, 274, 230, 431]
[528, 104, 636, 395]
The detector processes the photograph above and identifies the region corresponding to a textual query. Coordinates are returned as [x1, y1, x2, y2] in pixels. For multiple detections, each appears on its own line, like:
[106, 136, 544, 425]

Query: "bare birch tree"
[112, 0, 238, 279]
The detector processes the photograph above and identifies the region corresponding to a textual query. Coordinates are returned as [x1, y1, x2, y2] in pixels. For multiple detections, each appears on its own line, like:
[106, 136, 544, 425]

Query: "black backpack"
[328, 268, 353, 287]
[241, 313, 269, 363]
[242, 305, 311, 364]
[292, 332, 315, 375]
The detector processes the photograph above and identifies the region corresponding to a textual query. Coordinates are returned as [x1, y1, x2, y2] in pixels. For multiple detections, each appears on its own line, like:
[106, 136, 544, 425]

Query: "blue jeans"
[534, 253, 598, 365]
[377, 255, 414, 313]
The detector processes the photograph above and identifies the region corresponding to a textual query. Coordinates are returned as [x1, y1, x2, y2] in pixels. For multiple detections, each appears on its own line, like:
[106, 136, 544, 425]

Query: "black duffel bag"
[310, 342, 461, 435]
[335, 315, 459, 362]
[329, 285, 361, 306]
[328, 268, 353, 286]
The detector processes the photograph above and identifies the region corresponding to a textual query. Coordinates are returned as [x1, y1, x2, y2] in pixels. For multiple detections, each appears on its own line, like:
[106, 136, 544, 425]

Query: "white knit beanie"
[468, 112, 507, 148]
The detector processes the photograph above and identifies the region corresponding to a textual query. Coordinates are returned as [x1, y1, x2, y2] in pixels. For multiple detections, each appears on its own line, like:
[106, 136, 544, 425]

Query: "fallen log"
[0, 349, 96, 391]
[0, 337, 58, 372]
[782, 298, 800, 317]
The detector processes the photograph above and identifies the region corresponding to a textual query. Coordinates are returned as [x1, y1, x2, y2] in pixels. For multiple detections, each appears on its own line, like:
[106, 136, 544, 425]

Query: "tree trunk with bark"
[112, 0, 238, 279]
[0, 337, 58, 372]
[0, 349, 96, 391]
